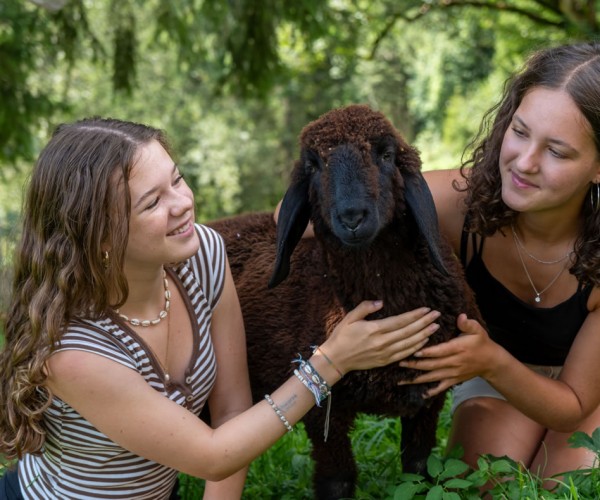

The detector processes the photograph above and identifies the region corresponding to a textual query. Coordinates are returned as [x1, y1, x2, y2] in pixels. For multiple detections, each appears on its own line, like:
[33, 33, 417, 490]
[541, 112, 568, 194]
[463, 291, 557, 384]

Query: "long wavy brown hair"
[0, 118, 172, 459]
[460, 41, 600, 286]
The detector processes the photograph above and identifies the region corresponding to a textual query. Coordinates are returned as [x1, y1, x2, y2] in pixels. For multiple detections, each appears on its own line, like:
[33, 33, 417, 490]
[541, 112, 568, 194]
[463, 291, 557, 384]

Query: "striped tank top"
[18, 224, 226, 499]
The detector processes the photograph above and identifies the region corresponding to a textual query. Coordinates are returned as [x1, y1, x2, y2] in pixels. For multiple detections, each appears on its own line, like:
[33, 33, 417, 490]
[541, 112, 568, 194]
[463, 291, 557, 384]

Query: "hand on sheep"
[321, 300, 441, 376]
[397, 313, 502, 397]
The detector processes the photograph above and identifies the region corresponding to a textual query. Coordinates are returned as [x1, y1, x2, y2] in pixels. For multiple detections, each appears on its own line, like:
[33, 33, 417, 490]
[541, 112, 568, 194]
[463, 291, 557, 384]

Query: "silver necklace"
[512, 232, 568, 303]
[116, 268, 171, 326]
[510, 224, 572, 265]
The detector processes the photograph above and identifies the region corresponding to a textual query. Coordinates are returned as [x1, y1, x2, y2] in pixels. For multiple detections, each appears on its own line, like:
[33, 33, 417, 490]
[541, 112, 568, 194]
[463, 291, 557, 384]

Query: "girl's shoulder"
[423, 168, 468, 254]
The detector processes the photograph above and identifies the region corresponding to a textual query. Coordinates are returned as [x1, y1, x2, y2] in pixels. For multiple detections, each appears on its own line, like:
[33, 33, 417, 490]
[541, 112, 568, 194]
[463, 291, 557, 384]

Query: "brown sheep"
[207, 104, 480, 499]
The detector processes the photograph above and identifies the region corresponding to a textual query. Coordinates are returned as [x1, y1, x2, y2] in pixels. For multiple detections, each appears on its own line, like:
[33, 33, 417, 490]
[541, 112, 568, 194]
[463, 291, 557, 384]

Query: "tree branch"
[370, 0, 568, 59]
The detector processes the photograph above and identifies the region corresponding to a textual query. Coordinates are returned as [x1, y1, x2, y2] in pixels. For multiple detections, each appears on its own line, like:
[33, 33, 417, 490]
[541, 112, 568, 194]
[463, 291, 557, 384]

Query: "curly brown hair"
[0, 118, 171, 459]
[459, 41, 600, 286]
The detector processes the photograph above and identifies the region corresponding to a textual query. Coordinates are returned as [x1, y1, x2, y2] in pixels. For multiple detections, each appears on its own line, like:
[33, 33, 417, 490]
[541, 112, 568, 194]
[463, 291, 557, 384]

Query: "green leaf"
[397, 472, 426, 482]
[490, 458, 514, 475]
[439, 458, 470, 479]
[393, 482, 419, 500]
[446, 444, 464, 460]
[441, 492, 462, 500]
[476, 456, 489, 472]
[425, 485, 443, 500]
[591, 427, 600, 451]
[427, 454, 444, 478]
[465, 470, 488, 488]
[569, 431, 596, 452]
[442, 478, 473, 489]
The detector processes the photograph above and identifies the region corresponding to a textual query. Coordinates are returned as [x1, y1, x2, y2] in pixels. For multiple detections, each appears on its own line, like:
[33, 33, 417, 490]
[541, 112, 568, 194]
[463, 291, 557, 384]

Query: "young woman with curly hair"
[0, 118, 439, 499]
[277, 41, 600, 485]
[401, 41, 600, 484]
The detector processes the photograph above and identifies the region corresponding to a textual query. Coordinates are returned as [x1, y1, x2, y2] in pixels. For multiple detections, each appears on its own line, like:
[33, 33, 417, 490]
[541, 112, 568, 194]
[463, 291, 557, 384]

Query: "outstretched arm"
[45, 298, 441, 481]
[203, 260, 252, 498]
[399, 301, 600, 433]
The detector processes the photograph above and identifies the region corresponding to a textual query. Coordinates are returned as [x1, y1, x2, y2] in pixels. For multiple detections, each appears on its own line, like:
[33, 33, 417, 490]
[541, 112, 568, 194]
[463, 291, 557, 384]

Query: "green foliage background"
[0, 0, 587, 222]
[1, 0, 599, 497]
[0, 0, 587, 303]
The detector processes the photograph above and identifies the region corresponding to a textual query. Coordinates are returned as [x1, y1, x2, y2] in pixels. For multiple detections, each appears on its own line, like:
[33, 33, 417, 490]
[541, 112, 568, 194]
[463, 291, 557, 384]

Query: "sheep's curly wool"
[300, 104, 419, 169]
[208, 104, 481, 500]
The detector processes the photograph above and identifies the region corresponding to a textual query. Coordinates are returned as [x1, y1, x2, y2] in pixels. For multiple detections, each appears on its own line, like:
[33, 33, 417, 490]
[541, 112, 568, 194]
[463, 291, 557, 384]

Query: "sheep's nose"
[339, 209, 365, 232]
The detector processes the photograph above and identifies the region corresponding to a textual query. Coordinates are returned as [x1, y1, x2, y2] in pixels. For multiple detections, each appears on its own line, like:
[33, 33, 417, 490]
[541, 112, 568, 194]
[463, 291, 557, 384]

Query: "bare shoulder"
[46, 348, 104, 378]
[423, 168, 468, 254]
[44, 350, 156, 438]
[45, 349, 142, 400]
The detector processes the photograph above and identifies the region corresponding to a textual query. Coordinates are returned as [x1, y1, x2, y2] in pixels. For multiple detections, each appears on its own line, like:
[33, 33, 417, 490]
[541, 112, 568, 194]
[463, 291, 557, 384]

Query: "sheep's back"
[207, 213, 344, 401]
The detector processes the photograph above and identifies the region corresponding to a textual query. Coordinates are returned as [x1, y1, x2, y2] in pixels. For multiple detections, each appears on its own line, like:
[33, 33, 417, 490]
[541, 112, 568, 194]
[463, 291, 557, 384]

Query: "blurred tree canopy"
[0, 0, 595, 220]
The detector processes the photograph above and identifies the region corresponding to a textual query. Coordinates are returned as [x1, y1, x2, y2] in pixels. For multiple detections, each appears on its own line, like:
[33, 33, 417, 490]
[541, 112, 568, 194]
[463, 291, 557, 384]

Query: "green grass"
[176, 396, 600, 499]
[2, 385, 600, 499]
[177, 394, 455, 499]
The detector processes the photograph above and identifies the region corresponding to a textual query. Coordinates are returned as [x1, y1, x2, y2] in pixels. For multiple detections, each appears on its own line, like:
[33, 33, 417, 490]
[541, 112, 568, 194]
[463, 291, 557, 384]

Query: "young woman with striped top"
[0, 118, 440, 499]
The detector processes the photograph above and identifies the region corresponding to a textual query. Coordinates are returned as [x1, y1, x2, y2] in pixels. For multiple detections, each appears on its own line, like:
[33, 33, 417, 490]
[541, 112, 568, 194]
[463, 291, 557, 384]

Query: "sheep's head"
[269, 104, 447, 288]
[297, 105, 421, 247]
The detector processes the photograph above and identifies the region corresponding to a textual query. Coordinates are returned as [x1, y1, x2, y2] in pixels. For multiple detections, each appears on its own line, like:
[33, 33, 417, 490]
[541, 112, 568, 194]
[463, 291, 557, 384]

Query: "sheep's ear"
[404, 171, 449, 276]
[268, 177, 311, 288]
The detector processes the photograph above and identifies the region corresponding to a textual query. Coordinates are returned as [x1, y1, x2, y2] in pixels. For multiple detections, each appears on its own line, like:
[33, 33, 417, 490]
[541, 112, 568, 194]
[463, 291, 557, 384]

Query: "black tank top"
[460, 226, 592, 366]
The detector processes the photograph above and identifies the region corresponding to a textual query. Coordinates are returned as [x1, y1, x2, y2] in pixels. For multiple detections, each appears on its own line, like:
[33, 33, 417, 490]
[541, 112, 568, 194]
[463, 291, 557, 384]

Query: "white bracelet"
[264, 394, 293, 432]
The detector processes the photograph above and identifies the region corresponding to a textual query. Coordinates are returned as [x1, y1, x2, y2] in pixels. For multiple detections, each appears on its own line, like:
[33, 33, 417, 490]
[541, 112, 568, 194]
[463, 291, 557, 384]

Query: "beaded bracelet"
[264, 394, 293, 432]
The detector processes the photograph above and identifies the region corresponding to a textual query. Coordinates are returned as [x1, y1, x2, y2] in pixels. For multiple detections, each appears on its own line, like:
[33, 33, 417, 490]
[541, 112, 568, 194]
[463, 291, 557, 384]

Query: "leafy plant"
[171, 396, 600, 499]
[386, 429, 600, 500]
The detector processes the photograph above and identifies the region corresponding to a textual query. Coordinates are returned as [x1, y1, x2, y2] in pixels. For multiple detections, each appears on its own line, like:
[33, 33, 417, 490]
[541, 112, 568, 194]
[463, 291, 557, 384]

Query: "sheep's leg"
[303, 409, 357, 500]
[400, 394, 445, 475]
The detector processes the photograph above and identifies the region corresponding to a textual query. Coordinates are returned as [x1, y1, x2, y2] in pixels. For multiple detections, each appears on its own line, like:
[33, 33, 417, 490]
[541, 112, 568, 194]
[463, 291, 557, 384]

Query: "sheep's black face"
[307, 137, 399, 248]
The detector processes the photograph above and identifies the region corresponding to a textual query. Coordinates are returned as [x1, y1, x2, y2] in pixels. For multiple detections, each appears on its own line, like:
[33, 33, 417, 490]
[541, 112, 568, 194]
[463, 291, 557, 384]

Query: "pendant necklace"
[162, 309, 172, 384]
[511, 229, 569, 303]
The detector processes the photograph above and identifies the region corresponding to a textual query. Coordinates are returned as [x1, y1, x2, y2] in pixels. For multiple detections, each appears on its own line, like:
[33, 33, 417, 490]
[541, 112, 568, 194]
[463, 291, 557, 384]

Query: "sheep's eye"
[381, 150, 394, 163]
[305, 159, 318, 174]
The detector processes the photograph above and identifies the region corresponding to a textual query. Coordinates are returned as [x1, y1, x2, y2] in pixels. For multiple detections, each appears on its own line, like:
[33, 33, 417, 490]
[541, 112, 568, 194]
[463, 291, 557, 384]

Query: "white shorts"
[451, 364, 562, 414]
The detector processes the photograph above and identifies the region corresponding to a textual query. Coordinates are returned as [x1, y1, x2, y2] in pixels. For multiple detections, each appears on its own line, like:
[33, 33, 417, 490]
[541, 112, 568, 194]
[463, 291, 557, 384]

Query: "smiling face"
[499, 87, 600, 216]
[123, 139, 199, 272]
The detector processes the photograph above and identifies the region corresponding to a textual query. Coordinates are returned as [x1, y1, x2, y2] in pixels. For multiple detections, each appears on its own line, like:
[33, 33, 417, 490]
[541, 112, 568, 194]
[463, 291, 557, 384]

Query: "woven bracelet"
[292, 355, 333, 442]
[292, 355, 331, 406]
